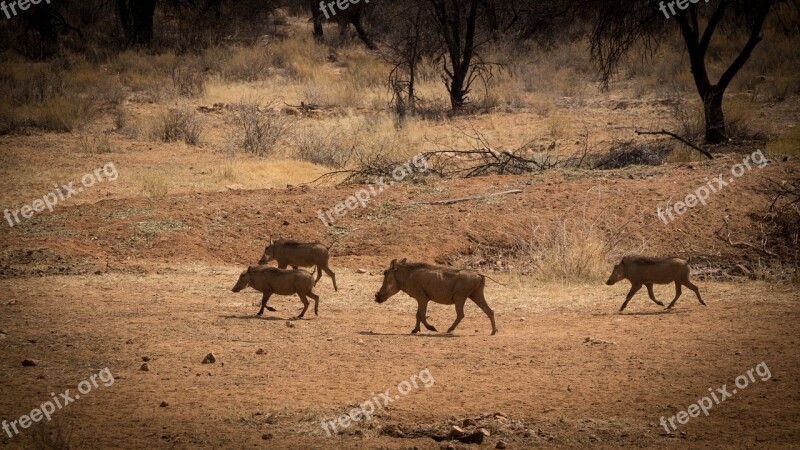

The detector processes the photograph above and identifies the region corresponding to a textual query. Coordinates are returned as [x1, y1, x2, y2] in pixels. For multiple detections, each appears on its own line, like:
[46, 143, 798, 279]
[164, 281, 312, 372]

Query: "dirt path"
[0, 266, 797, 448]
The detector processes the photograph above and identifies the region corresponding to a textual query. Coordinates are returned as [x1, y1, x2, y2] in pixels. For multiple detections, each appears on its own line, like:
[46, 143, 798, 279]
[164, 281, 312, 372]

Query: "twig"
[417, 190, 523, 205]
[635, 129, 714, 160]
[715, 215, 777, 257]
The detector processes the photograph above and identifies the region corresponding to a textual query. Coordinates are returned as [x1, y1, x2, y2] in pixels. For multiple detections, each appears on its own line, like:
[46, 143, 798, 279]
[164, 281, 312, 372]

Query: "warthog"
[258, 239, 337, 291]
[231, 266, 320, 318]
[606, 256, 705, 311]
[374, 259, 498, 335]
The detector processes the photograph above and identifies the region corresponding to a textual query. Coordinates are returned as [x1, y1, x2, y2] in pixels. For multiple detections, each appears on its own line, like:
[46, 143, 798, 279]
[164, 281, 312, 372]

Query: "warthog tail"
[480, 274, 507, 286]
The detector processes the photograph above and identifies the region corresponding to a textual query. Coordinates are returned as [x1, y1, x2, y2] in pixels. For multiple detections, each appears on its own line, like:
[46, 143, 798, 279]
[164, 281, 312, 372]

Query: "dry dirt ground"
[0, 268, 797, 449]
[0, 152, 799, 448]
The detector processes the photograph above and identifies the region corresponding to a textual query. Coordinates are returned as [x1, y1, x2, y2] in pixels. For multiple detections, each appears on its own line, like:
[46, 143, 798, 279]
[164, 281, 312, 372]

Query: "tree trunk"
[116, 0, 157, 47]
[703, 87, 727, 144]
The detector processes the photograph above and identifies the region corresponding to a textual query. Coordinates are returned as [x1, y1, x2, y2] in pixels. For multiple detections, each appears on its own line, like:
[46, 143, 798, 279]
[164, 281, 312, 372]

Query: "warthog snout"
[231, 271, 250, 292]
[374, 291, 386, 303]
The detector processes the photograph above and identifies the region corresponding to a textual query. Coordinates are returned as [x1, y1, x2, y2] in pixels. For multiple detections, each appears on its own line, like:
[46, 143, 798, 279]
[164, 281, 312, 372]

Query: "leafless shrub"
[172, 63, 206, 98]
[157, 108, 203, 146]
[232, 99, 292, 157]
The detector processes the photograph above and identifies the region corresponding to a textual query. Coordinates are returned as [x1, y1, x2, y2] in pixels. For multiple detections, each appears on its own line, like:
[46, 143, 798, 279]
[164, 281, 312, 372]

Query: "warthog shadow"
[357, 330, 460, 338]
[591, 309, 689, 317]
[220, 314, 299, 321]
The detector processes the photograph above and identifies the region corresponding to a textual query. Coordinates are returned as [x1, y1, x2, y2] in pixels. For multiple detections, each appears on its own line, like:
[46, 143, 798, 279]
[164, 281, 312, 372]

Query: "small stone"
[126, 339, 134, 344]
[357, 339, 364, 345]
[256, 348, 265, 355]
[160, 401, 169, 407]
[282, 220, 290, 226]
[462, 418, 476, 427]
[201, 353, 217, 364]
[22, 359, 37, 367]
[6, 300, 17, 306]
[261, 433, 273, 440]
[494, 412, 508, 419]
[326, 337, 333, 341]
[731, 264, 751, 277]
[356, 268, 367, 274]
[449, 425, 465, 438]
[286, 321, 295, 328]
[496, 441, 508, 449]
[142, 356, 151, 362]
[140, 363, 150, 371]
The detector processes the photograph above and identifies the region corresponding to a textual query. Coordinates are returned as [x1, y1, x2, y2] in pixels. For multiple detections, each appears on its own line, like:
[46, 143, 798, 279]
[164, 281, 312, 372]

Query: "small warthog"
[375, 258, 498, 335]
[606, 256, 705, 311]
[232, 266, 320, 318]
[258, 239, 337, 291]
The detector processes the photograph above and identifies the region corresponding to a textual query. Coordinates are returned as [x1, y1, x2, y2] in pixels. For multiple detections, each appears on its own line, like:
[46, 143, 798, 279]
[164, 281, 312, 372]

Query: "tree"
[590, 0, 779, 144]
[115, 0, 158, 47]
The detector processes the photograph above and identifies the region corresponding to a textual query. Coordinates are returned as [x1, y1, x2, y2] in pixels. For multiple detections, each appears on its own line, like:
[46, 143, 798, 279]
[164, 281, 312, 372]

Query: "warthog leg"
[307, 291, 320, 316]
[412, 298, 437, 334]
[685, 281, 705, 306]
[469, 290, 497, 335]
[320, 266, 338, 291]
[258, 292, 275, 315]
[620, 282, 642, 312]
[645, 283, 665, 307]
[446, 298, 467, 334]
[667, 281, 682, 309]
[297, 293, 310, 319]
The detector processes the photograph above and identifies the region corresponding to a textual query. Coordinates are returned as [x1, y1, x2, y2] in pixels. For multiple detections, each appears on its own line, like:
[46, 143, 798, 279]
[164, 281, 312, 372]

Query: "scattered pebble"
[142, 356, 151, 362]
[140, 363, 150, 372]
[22, 359, 37, 367]
[201, 353, 217, 364]
[286, 321, 295, 328]
[256, 348, 265, 355]
[160, 401, 169, 408]
[496, 441, 508, 449]
[261, 433, 273, 440]
[355, 268, 367, 274]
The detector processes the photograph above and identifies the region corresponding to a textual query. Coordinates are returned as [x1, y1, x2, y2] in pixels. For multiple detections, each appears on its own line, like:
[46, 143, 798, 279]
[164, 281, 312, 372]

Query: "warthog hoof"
[266, 306, 277, 312]
[655, 301, 665, 306]
[411, 329, 420, 334]
[491, 329, 497, 336]
[425, 324, 437, 332]
[256, 311, 264, 316]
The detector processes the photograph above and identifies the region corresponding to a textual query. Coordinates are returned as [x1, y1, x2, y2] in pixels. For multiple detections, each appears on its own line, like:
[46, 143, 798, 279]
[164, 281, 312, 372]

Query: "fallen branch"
[715, 215, 777, 257]
[635, 129, 714, 160]
[418, 189, 523, 205]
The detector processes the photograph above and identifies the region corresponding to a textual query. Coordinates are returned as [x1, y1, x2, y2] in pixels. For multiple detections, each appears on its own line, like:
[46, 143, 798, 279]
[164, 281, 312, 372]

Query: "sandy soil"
[0, 266, 797, 449]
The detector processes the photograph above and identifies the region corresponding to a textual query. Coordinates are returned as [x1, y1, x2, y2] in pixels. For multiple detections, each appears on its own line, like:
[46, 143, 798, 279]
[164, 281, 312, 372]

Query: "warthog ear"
[399, 258, 407, 264]
[390, 259, 397, 269]
[246, 266, 252, 273]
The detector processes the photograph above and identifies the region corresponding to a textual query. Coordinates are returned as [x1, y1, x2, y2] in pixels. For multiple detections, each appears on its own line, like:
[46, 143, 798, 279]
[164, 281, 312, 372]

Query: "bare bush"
[156, 108, 203, 146]
[232, 99, 292, 157]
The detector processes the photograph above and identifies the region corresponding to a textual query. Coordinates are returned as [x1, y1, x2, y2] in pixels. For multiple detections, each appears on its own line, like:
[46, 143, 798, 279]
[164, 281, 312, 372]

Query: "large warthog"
[374, 259, 498, 335]
[606, 256, 705, 311]
[258, 239, 337, 291]
[232, 266, 320, 318]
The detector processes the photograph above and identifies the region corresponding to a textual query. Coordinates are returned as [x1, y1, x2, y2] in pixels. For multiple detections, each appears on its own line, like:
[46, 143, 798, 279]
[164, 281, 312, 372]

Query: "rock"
[226, 184, 245, 191]
[126, 339, 134, 344]
[494, 412, 508, 419]
[160, 401, 169, 407]
[282, 220, 290, 226]
[142, 356, 151, 362]
[357, 339, 364, 345]
[478, 428, 491, 437]
[449, 426, 466, 438]
[261, 433, 273, 440]
[355, 268, 367, 274]
[256, 348, 265, 355]
[6, 300, 17, 306]
[201, 353, 217, 364]
[731, 264, 751, 277]
[462, 418, 477, 427]
[286, 321, 295, 328]
[140, 363, 150, 371]
[496, 441, 508, 449]
[459, 429, 488, 444]
[21, 359, 37, 367]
